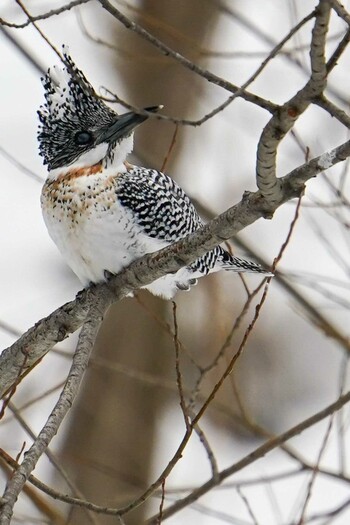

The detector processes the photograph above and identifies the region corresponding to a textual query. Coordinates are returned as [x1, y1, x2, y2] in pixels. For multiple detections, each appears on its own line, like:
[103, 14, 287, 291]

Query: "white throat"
[108, 134, 134, 170]
[47, 134, 134, 180]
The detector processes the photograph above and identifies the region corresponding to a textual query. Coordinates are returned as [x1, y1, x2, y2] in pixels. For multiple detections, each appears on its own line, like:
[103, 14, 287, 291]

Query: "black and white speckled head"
[38, 47, 159, 175]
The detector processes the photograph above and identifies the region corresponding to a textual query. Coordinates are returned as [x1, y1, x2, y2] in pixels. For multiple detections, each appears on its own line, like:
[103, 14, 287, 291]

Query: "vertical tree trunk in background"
[60, 3, 219, 523]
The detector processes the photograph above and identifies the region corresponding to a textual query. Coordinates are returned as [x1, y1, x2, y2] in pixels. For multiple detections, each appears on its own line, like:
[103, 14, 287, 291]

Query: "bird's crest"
[37, 46, 116, 171]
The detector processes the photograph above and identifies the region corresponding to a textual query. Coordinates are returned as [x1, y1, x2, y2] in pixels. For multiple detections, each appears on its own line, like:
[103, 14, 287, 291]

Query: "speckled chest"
[40, 166, 151, 271]
[40, 169, 149, 283]
[41, 172, 120, 229]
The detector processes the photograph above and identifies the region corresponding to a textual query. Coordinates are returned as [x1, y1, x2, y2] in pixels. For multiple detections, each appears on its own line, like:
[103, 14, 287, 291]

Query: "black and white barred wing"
[116, 167, 268, 277]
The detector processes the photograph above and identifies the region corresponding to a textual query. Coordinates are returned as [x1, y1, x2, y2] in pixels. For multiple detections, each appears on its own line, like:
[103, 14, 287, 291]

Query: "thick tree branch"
[256, 0, 331, 203]
[1, 139, 350, 399]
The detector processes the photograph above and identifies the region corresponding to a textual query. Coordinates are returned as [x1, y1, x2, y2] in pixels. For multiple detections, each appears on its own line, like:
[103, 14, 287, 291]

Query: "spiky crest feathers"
[37, 47, 117, 171]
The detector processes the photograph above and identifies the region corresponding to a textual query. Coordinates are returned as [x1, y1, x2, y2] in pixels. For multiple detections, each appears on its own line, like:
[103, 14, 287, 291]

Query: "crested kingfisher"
[38, 48, 269, 299]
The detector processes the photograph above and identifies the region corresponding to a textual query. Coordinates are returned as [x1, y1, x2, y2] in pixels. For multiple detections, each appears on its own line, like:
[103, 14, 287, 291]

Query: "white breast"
[41, 171, 167, 286]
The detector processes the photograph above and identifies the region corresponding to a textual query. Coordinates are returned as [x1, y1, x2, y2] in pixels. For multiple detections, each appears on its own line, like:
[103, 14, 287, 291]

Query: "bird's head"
[37, 47, 161, 176]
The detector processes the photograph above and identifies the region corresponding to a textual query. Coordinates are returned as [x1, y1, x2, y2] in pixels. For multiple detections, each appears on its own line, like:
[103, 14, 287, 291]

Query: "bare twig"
[330, 0, 350, 27]
[161, 124, 179, 172]
[187, 278, 266, 412]
[146, 390, 350, 523]
[0, 450, 66, 525]
[297, 416, 334, 524]
[98, 0, 276, 113]
[237, 487, 259, 525]
[7, 403, 98, 525]
[172, 302, 191, 430]
[14, 0, 62, 56]
[0, 144, 44, 183]
[156, 479, 166, 525]
[315, 95, 350, 128]
[0, 0, 91, 28]
[0, 26, 46, 76]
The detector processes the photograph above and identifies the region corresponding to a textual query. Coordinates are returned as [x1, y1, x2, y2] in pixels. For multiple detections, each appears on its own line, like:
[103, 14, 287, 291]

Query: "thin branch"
[192, 422, 219, 481]
[187, 279, 266, 412]
[0, 448, 130, 519]
[98, 0, 276, 113]
[172, 302, 191, 430]
[0, 0, 91, 28]
[156, 479, 166, 525]
[146, 390, 350, 523]
[14, 0, 62, 56]
[0, 450, 66, 525]
[7, 403, 98, 525]
[297, 494, 350, 523]
[0, 26, 46, 76]
[330, 0, 350, 27]
[236, 487, 259, 525]
[315, 95, 350, 128]
[191, 191, 302, 431]
[0, 144, 44, 183]
[297, 415, 334, 524]
[216, 0, 349, 107]
[161, 124, 178, 172]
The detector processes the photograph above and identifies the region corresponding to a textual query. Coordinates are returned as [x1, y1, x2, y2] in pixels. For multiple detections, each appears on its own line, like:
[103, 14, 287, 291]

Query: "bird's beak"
[96, 105, 162, 144]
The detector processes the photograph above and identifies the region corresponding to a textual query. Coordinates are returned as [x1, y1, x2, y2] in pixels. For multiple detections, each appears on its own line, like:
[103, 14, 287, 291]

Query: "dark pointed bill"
[96, 105, 163, 145]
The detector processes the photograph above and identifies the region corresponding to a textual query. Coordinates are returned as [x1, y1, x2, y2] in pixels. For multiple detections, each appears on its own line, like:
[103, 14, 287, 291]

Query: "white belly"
[41, 175, 167, 286]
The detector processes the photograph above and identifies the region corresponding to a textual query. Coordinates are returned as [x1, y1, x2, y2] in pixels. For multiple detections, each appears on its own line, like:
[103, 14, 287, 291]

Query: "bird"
[38, 48, 270, 299]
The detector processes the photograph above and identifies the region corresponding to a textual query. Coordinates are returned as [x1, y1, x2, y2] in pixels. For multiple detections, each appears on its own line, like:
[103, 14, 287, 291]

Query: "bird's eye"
[75, 131, 93, 146]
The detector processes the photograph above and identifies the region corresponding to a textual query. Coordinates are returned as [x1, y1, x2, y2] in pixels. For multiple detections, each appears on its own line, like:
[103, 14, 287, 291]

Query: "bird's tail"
[217, 246, 273, 276]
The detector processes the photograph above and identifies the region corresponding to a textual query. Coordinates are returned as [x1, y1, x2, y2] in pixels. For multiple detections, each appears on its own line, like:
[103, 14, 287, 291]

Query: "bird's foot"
[176, 278, 197, 291]
[104, 269, 115, 281]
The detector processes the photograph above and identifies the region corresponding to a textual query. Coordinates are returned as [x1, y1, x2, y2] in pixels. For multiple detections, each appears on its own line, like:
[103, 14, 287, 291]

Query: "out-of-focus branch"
[0, 0, 91, 28]
[330, 0, 350, 26]
[1, 138, 350, 400]
[95, 6, 315, 128]
[147, 390, 350, 524]
[0, 26, 46, 76]
[98, 0, 276, 113]
[0, 144, 43, 183]
[253, 255, 350, 354]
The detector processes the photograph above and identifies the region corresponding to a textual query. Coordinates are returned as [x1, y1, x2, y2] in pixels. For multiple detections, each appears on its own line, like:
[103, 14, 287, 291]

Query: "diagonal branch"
[330, 0, 350, 26]
[146, 389, 350, 524]
[1, 138, 350, 399]
[98, 0, 276, 113]
[0, 0, 91, 28]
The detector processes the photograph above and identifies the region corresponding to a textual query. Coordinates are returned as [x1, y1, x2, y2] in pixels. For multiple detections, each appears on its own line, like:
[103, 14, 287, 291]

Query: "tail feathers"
[145, 248, 272, 299]
[218, 247, 272, 276]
